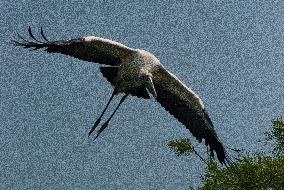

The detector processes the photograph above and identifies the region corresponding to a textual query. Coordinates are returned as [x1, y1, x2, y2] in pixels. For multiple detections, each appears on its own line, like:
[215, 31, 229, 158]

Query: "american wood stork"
[12, 27, 228, 164]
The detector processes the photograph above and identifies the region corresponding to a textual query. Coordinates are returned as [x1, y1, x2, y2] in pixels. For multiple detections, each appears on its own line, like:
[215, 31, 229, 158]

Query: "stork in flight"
[12, 27, 228, 164]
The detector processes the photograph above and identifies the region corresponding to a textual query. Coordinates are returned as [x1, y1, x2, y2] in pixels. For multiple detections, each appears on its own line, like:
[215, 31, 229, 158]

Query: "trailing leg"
[93, 94, 128, 140]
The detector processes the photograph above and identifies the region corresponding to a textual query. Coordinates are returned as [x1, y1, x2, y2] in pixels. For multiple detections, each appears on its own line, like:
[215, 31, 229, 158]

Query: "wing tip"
[12, 26, 52, 50]
[209, 139, 233, 166]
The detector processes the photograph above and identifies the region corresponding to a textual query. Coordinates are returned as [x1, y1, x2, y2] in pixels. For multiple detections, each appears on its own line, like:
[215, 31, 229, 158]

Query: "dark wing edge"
[11, 27, 127, 66]
[154, 83, 228, 164]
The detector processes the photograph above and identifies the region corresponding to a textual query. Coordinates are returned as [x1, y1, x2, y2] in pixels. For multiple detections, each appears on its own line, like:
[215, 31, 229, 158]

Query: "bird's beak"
[146, 76, 157, 99]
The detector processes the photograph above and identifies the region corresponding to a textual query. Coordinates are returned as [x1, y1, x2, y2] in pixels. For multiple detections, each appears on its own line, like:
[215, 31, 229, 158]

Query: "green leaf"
[167, 138, 194, 156]
[266, 118, 284, 156]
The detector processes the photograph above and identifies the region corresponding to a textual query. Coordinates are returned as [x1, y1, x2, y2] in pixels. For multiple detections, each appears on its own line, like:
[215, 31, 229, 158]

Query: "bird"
[12, 27, 228, 164]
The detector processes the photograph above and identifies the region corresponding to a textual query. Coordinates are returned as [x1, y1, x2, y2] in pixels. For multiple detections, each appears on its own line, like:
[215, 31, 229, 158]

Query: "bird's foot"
[93, 121, 110, 141]
[88, 117, 102, 137]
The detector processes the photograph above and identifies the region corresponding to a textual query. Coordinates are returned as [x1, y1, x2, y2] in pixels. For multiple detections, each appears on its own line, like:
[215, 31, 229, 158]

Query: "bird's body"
[12, 27, 228, 164]
[112, 50, 158, 94]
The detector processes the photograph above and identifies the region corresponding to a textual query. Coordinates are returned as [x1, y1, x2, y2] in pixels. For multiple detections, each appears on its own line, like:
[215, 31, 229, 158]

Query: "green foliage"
[167, 138, 194, 156]
[266, 118, 284, 156]
[198, 155, 284, 190]
[168, 118, 284, 190]
[167, 138, 208, 164]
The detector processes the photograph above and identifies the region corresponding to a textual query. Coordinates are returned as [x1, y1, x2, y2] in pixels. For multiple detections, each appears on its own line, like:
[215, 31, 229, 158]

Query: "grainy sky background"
[1, 0, 284, 189]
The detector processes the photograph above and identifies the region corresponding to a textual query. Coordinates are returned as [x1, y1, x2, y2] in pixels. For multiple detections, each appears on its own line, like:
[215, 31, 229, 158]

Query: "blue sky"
[1, 1, 284, 189]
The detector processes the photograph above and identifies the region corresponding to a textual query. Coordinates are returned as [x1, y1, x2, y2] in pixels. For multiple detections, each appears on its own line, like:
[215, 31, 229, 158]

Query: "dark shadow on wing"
[100, 66, 119, 85]
[128, 86, 150, 99]
[154, 83, 226, 164]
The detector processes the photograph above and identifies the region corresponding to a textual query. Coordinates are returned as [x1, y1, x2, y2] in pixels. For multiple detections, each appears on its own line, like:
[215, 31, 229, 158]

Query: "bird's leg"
[88, 90, 117, 137]
[93, 94, 128, 140]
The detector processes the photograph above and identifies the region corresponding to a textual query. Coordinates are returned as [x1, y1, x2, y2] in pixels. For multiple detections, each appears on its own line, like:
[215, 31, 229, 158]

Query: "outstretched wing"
[12, 27, 136, 66]
[152, 66, 227, 164]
